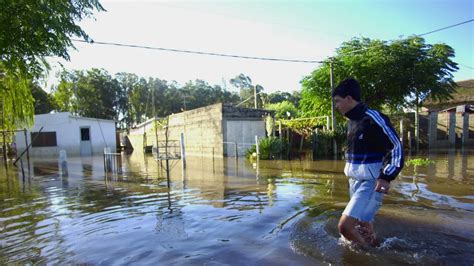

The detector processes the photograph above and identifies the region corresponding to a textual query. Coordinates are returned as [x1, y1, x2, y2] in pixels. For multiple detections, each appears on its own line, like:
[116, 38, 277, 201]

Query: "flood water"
[1, 149, 473, 265]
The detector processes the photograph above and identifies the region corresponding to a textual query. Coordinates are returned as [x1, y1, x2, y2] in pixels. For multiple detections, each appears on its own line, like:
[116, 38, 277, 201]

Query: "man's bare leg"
[358, 221, 377, 246]
[338, 214, 369, 246]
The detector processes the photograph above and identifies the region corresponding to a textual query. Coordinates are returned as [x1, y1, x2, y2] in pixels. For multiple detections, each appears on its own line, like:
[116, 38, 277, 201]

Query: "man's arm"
[366, 110, 404, 190]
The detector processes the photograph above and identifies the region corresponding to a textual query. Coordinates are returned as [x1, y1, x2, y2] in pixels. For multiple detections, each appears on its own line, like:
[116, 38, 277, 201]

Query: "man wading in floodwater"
[333, 78, 404, 246]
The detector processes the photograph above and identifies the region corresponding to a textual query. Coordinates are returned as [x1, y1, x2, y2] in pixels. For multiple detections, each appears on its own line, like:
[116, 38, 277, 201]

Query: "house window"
[81, 128, 90, 141]
[31, 132, 57, 147]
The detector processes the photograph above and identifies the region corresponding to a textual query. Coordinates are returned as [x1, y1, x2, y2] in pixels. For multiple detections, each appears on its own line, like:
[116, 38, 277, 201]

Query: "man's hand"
[375, 179, 390, 194]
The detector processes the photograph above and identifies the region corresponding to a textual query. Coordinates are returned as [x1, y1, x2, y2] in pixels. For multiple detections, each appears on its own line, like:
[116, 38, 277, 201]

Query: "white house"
[15, 112, 117, 157]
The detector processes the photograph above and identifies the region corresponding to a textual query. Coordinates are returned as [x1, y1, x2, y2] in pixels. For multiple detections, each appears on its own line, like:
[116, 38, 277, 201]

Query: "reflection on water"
[0, 149, 473, 264]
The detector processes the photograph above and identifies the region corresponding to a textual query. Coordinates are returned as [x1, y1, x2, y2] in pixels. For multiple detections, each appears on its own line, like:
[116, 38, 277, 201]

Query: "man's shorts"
[342, 177, 384, 222]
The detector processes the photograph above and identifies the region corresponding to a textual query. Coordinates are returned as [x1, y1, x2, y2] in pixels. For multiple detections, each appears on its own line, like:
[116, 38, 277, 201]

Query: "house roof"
[423, 79, 474, 111]
[35, 112, 116, 124]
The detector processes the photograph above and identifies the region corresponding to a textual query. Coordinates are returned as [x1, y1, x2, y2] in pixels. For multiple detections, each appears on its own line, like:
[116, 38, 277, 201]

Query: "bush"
[246, 137, 287, 160]
[312, 124, 347, 158]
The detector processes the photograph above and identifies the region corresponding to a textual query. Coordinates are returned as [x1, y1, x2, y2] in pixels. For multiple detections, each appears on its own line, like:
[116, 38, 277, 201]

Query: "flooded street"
[1, 150, 473, 265]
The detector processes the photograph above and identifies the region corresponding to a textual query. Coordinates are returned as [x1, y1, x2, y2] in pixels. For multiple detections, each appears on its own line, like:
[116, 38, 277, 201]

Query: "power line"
[459, 64, 474, 70]
[341, 19, 474, 56]
[71, 19, 473, 66]
[418, 19, 474, 37]
[71, 39, 324, 64]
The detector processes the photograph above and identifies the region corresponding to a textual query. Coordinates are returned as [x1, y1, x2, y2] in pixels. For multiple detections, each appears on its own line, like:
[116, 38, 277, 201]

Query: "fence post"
[104, 147, 111, 172]
[399, 119, 404, 146]
[180, 132, 186, 169]
[298, 135, 304, 158]
[408, 131, 412, 150]
[234, 142, 238, 159]
[59, 150, 68, 176]
[24, 129, 30, 167]
[462, 112, 469, 145]
[448, 112, 456, 146]
[255, 135, 260, 159]
[278, 121, 282, 142]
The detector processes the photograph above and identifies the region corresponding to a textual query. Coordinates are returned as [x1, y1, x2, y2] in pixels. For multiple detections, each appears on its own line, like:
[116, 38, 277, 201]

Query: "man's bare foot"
[356, 225, 378, 246]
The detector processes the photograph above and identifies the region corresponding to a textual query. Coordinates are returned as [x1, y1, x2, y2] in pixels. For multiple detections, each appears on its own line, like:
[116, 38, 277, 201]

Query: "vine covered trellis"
[278, 116, 330, 139]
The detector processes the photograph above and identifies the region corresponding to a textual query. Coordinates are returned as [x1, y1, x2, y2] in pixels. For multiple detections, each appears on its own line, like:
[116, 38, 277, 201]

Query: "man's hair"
[332, 78, 361, 102]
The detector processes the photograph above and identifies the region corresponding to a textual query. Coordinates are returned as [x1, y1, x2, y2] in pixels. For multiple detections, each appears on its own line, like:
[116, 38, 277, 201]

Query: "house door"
[80, 127, 92, 156]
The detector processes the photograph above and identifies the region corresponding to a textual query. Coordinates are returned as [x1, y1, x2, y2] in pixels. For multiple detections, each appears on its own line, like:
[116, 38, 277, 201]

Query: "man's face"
[333, 95, 353, 115]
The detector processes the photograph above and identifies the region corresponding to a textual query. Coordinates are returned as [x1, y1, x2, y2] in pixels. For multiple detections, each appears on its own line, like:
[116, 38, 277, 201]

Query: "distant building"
[128, 103, 273, 157]
[423, 79, 474, 112]
[423, 79, 474, 148]
[15, 112, 117, 157]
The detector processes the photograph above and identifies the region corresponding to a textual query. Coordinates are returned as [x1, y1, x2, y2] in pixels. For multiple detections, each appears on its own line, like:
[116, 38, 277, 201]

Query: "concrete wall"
[128, 103, 270, 157]
[15, 112, 116, 157]
[223, 119, 266, 156]
[167, 103, 224, 157]
[428, 111, 474, 148]
[128, 104, 224, 157]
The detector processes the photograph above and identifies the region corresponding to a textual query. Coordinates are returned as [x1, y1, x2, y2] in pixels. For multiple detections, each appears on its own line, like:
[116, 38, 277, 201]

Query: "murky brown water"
[1, 149, 473, 264]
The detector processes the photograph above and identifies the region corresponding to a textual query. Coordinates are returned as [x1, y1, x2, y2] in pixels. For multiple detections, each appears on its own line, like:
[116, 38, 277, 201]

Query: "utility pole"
[152, 87, 160, 157]
[183, 93, 187, 111]
[330, 60, 336, 131]
[254, 85, 257, 109]
[330, 60, 338, 158]
[221, 78, 227, 104]
[152, 87, 155, 120]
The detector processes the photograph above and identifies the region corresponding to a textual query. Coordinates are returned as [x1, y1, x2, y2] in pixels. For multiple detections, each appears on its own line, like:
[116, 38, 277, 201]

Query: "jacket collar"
[345, 102, 367, 120]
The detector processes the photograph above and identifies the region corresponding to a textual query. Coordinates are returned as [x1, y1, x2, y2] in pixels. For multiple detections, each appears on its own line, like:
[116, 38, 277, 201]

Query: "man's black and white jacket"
[344, 103, 404, 182]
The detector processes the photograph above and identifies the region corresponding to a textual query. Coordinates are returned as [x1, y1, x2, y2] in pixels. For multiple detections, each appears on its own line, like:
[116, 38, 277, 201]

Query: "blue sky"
[47, 0, 473, 93]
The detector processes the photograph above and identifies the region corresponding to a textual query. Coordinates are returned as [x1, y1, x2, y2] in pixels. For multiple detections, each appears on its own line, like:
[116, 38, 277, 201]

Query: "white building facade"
[15, 112, 117, 157]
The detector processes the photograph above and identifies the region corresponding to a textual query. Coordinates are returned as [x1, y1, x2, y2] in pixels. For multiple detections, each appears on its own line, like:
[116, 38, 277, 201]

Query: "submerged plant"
[406, 158, 435, 167]
[246, 137, 287, 160]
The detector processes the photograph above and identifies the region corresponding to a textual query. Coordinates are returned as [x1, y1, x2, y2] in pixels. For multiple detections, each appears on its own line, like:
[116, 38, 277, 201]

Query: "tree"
[52, 68, 123, 120]
[0, 0, 104, 130]
[0, 0, 104, 75]
[31, 83, 55, 114]
[266, 101, 299, 120]
[0, 63, 34, 130]
[180, 79, 239, 111]
[230, 74, 264, 108]
[116, 72, 144, 129]
[300, 36, 458, 118]
[127, 76, 150, 125]
[266, 91, 301, 106]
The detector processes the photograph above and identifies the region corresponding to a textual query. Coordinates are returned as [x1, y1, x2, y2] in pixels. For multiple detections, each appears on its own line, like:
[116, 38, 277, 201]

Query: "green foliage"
[300, 64, 333, 118]
[0, 64, 34, 130]
[280, 118, 327, 139]
[0, 0, 104, 76]
[0, 0, 103, 130]
[312, 125, 347, 157]
[230, 74, 264, 108]
[246, 137, 287, 160]
[406, 158, 435, 167]
[52, 68, 122, 120]
[51, 70, 241, 129]
[31, 82, 55, 114]
[300, 36, 458, 117]
[266, 101, 299, 119]
[266, 91, 301, 107]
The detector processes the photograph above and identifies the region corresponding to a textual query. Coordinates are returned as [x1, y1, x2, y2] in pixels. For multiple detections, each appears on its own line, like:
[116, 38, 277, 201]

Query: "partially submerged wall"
[128, 103, 270, 157]
[128, 104, 224, 157]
